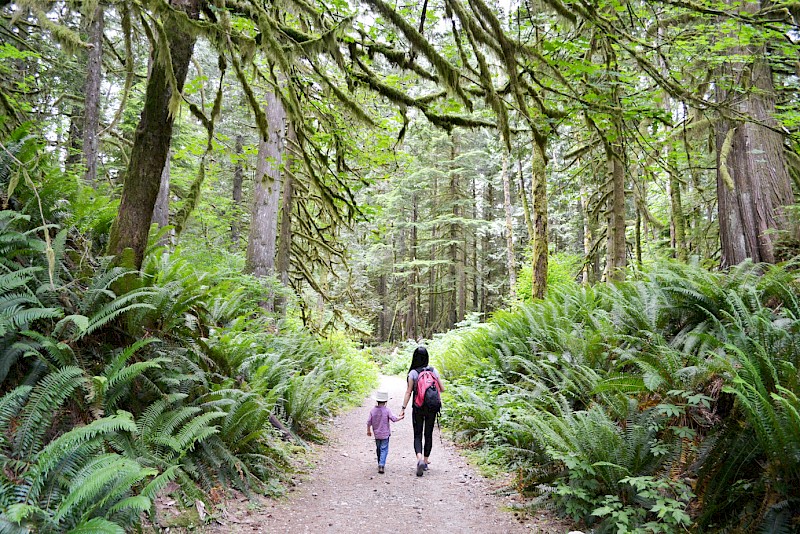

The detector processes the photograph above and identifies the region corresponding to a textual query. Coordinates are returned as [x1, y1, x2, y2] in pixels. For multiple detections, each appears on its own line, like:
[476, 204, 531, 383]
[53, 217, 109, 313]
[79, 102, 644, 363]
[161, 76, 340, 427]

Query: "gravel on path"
[202, 374, 573, 534]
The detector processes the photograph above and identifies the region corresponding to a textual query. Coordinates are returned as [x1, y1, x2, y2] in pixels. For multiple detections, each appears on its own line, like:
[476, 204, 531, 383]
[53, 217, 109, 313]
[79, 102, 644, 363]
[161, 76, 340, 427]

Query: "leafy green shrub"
[319, 331, 378, 403]
[443, 260, 800, 531]
[516, 252, 582, 304]
[0, 205, 372, 531]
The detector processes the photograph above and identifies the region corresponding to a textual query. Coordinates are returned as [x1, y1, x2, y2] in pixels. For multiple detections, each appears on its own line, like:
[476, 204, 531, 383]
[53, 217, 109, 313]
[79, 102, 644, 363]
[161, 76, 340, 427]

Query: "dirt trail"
[204, 375, 572, 533]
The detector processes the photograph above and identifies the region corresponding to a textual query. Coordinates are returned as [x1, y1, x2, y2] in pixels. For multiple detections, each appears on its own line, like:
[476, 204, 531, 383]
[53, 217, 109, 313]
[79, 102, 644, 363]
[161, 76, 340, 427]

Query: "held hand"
[367, 429, 372, 437]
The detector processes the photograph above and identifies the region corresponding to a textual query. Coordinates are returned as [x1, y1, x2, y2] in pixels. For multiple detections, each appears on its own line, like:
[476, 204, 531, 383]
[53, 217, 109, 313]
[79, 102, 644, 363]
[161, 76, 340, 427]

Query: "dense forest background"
[3, 0, 800, 531]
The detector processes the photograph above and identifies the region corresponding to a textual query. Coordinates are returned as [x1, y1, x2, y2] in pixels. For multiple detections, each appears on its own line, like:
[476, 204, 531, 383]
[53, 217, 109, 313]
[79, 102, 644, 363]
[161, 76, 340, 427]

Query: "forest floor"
[194, 374, 575, 534]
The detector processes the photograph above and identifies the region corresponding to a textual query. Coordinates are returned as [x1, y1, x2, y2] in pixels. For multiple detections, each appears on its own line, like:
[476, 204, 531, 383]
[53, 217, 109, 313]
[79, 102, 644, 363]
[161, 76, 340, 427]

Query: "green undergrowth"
[0, 209, 377, 533]
[439, 260, 800, 533]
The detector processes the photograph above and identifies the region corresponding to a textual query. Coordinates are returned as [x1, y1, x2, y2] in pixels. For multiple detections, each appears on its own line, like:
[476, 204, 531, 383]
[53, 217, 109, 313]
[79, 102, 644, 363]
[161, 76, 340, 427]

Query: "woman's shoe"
[416, 459, 425, 477]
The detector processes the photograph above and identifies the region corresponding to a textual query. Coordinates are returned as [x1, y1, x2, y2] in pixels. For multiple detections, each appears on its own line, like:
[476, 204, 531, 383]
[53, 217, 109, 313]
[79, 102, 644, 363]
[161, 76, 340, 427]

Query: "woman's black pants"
[412, 409, 436, 457]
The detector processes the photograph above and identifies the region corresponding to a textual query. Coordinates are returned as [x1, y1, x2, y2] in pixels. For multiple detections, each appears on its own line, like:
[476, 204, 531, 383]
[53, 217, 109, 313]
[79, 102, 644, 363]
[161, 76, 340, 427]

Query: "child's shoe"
[378, 466, 384, 474]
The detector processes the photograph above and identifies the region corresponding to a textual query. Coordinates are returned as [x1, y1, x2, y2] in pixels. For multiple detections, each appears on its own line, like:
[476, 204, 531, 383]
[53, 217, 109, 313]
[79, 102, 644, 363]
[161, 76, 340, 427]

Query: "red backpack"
[413, 367, 442, 414]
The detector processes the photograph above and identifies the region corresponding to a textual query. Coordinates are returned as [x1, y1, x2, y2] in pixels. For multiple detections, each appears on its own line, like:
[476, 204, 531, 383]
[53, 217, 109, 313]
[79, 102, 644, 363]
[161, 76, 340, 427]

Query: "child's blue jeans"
[375, 438, 389, 466]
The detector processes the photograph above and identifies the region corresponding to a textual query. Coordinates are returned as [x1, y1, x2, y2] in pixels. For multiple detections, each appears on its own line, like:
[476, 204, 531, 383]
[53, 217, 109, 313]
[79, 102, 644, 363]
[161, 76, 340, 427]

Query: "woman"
[400, 346, 444, 477]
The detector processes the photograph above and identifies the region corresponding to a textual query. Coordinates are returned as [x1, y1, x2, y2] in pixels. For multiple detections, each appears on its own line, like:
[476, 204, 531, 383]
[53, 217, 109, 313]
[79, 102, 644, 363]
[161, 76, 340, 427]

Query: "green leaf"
[67, 517, 125, 534]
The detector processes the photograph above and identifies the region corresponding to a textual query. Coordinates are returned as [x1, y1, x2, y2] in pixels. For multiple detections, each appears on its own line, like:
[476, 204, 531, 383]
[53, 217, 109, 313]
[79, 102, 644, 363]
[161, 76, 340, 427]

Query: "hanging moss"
[719, 126, 737, 191]
[231, 56, 269, 140]
[354, 33, 440, 81]
[310, 61, 375, 126]
[174, 158, 206, 236]
[363, 0, 473, 111]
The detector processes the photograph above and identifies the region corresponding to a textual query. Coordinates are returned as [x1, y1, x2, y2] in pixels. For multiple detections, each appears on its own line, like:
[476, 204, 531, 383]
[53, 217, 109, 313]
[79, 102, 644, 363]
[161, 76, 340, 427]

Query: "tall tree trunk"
[275, 123, 296, 316]
[471, 173, 479, 311]
[635, 204, 642, 267]
[396, 221, 408, 339]
[449, 133, 460, 326]
[151, 151, 170, 228]
[501, 152, 517, 301]
[659, 28, 687, 262]
[575, 198, 585, 255]
[531, 137, 548, 300]
[245, 91, 286, 292]
[662, 103, 687, 261]
[407, 190, 418, 340]
[83, 5, 104, 186]
[481, 179, 494, 315]
[454, 136, 466, 323]
[601, 42, 627, 281]
[65, 107, 83, 168]
[231, 134, 244, 247]
[377, 272, 387, 340]
[458, 225, 466, 322]
[107, 0, 200, 269]
[668, 169, 687, 261]
[606, 134, 626, 280]
[715, 4, 793, 266]
[580, 184, 593, 284]
[518, 158, 534, 243]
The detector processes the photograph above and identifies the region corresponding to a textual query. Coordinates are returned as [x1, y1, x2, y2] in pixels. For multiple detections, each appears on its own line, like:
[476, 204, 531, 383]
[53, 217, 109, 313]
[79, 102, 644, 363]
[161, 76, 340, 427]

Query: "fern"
[95, 339, 165, 412]
[12, 366, 85, 458]
[0, 386, 32, 448]
[35, 413, 138, 478]
[52, 454, 154, 524]
[66, 517, 125, 534]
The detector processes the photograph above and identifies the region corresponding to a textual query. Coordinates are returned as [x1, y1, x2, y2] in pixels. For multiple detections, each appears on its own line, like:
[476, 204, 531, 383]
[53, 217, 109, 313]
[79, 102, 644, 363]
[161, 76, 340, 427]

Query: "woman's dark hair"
[409, 346, 429, 373]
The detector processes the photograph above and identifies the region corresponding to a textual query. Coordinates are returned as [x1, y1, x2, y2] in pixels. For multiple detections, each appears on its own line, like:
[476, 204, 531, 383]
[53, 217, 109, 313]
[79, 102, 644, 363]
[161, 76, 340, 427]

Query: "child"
[366, 391, 403, 473]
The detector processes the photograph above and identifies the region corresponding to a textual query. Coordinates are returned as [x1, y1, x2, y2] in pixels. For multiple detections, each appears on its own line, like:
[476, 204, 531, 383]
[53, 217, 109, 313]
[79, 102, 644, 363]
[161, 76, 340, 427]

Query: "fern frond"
[66, 517, 125, 534]
[175, 411, 224, 449]
[36, 412, 138, 477]
[140, 465, 178, 500]
[52, 454, 153, 523]
[13, 366, 85, 458]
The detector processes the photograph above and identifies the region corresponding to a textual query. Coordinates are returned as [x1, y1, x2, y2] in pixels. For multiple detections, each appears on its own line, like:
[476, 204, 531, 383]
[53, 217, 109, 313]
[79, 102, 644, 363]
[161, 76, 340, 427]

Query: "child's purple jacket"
[367, 405, 399, 439]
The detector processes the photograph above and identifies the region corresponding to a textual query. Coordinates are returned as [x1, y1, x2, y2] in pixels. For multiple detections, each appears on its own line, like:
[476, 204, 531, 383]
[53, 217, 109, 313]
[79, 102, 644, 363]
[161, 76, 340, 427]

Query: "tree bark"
[658, 28, 687, 262]
[246, 91, 286, 289]
[481, 178, 494, 315]
[452, 134, 466, 323]
[407, 189, 418, 339]
[501, 152, 517, 301]
[83, 5, 104, 187]
[518, 158, 534, 243]
[531, 138, 548, 300]
[427, 171, 438, 336]
[107, 0, 200, 269]
[598, 41, 627, 282]
[65, 107, 83, 168]
[275, 123, 296, 316]
[377, 272, 387, 340]
[668, 169, 687, 261]
[635, 204, 642, 267]
[231, 134, 244, 247]
[714, 4, 793, 267]
[580, 184, 593, 284]
[448, 134, 459, 326]
[396, 220, 407, 339]
[151, 151, 170, 228]
[606, 132, 627, 280]
[471, 173, 479, 311]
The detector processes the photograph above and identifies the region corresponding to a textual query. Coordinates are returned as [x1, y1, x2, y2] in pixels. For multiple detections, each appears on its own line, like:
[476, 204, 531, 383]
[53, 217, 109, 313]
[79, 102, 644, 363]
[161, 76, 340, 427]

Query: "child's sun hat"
[374, 391, 389, 402]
